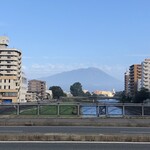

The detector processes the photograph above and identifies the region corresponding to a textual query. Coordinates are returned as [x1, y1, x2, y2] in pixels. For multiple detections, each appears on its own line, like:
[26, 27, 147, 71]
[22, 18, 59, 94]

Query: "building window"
[4, 79, 6, 83]
[7, 66, 11, 68]
[9, 79, 11, 83]
[7, 52, 11, 54]
[4, 86, 6, 89]
[8, 86, 10, 89]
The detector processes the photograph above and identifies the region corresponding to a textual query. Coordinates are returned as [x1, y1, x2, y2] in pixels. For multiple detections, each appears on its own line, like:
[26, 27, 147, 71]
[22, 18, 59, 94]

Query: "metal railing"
[0, 102, 150, 117]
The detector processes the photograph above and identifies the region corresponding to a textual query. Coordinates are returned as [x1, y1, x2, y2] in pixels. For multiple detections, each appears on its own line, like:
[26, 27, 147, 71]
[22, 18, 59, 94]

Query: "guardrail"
[0, 102, 150, 117]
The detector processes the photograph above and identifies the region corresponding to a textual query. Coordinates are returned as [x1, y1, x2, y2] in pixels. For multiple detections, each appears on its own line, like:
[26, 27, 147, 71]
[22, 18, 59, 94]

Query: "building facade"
[28, 80, 46, 100]
[25, 92, 37, 102]
[129, 64, 141, 96]
[124, 71, 129, 96]
[141, 59, 150, 91]
[20, 72, 27, 102]
[93, 90, 115, 97]
[0, 36, 22, 103]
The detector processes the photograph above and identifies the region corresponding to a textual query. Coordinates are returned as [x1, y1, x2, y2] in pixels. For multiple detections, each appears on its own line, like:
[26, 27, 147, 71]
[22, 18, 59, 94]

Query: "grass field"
[18, 105, 78, 116]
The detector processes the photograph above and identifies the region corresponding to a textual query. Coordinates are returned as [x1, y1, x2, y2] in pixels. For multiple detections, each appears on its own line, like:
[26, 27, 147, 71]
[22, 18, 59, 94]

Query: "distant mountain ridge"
[39, 67, 123, 91]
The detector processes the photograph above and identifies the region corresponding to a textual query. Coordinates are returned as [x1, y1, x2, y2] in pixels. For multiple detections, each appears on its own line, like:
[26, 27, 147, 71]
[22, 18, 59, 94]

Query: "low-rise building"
[28, 79, 46, 100]
[93, 90, 115, 97]
[25, 92, 37, 102]
[20, 72, 27, 103]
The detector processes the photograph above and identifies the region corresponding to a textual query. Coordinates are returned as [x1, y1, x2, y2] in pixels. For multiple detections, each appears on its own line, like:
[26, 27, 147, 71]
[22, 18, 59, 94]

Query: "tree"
[49, 86, 65, 99]
[70, 82, 84, 96]
[133, 88, 150, 103]
[84, 91, 91, 97]
[120, 91, 132, 103]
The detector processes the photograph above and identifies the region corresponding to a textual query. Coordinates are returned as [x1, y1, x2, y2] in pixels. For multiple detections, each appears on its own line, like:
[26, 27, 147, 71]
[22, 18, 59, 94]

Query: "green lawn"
[19, 106, 37, 115]
[18, 105, 78, 116]
[59, 105, 78, 115]
[40, 105, 57, 115]
[0, 106, 17, 115]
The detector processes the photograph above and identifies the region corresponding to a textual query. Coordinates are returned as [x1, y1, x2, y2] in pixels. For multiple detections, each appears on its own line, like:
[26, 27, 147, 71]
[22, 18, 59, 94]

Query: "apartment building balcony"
[0, 66, 18, 70]
[143, 70, 149, 73]
[0, 52, 20, 56]
[0, 71, 18, 75]
[129, 77, 134, 80]
[142, 76, 149, 80]
[142, 78, 149, 81]
[0, 61, 19, 65]
[0, 57, 18, 61]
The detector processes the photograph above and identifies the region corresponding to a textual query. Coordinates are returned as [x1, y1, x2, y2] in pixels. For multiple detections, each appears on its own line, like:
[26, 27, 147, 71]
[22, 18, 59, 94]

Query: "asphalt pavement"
[0, 126, 150, 136]
[0, 142, 149, 150]
[0, 117, 150, 127]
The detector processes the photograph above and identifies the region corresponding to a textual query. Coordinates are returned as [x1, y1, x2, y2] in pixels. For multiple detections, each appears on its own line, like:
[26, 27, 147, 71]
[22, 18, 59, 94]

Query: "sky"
[0, 0, 150, 81]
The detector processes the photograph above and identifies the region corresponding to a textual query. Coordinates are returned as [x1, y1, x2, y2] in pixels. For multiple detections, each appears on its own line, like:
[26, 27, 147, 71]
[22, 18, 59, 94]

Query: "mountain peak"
[39, 67, 123, 91]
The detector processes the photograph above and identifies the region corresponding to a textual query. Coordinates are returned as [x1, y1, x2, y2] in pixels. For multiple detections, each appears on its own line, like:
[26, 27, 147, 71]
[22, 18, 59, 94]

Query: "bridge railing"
[0, 102, 150, 117]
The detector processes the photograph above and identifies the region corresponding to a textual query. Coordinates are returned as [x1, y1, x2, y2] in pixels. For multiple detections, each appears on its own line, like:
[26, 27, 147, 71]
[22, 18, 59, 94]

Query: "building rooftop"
[0, 36, 9, 47]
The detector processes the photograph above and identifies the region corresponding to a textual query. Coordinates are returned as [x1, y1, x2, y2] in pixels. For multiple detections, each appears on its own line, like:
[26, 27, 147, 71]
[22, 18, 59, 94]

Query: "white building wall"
[20, 72, 27, 103]
[137, 79, 142, 91]
[0, 36, 22, 103]
[141, 59, 150, 91]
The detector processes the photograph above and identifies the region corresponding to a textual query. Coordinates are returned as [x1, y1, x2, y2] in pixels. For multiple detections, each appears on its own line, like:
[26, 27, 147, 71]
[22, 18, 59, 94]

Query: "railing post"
[96, 103, 99, 117]
[122, 104, 125, 117]
[106, 104, 108, 117]
[77, 103, 80, 117]
[142, 103, 144, 117]
[57, 103, 60, 116]
[37, 103, 40, 115]
[17, 103, 20, 115]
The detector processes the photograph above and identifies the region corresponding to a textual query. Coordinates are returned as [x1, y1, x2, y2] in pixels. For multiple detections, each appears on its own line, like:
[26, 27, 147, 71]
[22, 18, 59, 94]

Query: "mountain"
[39, 67, 123, 91]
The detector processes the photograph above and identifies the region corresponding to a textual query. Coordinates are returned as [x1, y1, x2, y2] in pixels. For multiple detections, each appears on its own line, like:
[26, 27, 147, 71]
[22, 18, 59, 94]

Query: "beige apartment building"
[129, 64, 141, 97]
[28, 80, 46, 100]
[0, 36, 22, 103]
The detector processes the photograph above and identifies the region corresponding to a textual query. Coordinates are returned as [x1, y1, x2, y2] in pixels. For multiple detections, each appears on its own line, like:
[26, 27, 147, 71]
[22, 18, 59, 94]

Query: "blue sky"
[0, 0, 150, 80]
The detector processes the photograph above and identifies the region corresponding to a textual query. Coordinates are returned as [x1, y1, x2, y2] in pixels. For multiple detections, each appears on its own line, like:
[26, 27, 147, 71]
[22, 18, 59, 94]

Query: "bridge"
[89, 96, 121, 100]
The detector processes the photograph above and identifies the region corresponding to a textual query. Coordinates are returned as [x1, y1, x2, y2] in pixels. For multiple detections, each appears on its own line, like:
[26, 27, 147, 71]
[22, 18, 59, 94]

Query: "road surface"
[0, 142, 149, 150]
[0, 126, 150, 135]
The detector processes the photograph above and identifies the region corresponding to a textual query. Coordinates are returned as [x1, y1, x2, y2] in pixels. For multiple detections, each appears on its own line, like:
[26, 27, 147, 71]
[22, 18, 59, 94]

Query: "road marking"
[0, 126, 150, 129]
[0, 141, 149, 144]
[121, 131, 150, 134]
[0, 130, 23, 133]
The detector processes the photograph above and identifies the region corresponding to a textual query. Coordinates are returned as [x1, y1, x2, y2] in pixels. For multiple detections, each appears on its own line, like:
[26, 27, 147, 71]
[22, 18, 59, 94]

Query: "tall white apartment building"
[141, 59, 150, 91]
[0, 36, 22, 103]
